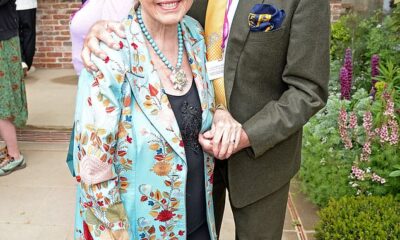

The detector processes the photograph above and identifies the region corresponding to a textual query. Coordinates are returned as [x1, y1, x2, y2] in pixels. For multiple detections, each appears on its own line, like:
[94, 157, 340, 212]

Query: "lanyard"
[221, 0, 233, 50]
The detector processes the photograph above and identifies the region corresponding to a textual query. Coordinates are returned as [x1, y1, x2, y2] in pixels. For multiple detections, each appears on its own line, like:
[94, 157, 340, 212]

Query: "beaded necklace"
[137, 7, 187, 91]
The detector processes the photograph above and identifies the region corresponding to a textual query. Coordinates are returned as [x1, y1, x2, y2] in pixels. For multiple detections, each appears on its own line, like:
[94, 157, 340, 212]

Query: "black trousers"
[213, 160, 290, 240]
[17, 8, 36, 69]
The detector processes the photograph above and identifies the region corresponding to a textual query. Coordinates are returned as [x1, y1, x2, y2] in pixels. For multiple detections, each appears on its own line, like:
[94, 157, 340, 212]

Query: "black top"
[0, 0, 18, 41]
[166, 81, 207, 234]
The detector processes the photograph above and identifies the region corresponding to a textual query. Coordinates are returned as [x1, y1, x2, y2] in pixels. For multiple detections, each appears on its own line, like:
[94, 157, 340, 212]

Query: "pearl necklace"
[137, 7, 187, 91]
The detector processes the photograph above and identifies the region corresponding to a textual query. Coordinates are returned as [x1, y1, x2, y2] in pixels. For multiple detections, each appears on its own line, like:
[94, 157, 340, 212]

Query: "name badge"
[206, 60, 224, 80]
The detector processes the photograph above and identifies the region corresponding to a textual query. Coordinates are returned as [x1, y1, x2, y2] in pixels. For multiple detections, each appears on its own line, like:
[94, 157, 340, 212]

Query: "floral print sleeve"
[74, 39, 131, 238]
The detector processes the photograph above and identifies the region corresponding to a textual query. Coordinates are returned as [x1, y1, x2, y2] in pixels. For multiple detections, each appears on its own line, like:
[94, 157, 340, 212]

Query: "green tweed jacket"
[189, 0, 330, 208]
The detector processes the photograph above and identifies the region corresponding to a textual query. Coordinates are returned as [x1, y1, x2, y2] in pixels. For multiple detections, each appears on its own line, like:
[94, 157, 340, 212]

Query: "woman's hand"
[202, 109, 243, 159]
[82, 20, 126, 71]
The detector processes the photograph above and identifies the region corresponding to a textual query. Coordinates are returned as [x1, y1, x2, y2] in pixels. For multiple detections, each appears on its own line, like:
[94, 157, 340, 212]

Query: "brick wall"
[331, 0, 346, 22]
[33, 0, 347, 69]
[34, 0, 81, 69]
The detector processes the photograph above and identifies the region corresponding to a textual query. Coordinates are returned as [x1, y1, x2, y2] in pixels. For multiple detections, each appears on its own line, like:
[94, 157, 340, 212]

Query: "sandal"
[0, 155, 26, 176]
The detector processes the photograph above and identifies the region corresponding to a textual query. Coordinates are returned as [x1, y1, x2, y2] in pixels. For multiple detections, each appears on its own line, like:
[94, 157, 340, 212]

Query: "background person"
[0, 0, 28, 176]
[15, 0, 37, 76]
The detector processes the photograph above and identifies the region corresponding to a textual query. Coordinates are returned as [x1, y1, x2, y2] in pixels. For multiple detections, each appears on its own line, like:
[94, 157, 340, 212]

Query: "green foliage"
[301, 62, 400, 206]
[300, 90, 369, 207]
[315, 195, 400, 240]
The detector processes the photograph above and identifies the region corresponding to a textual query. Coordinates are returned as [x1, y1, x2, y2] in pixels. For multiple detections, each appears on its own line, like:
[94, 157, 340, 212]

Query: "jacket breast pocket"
[246, 27, 287, 44]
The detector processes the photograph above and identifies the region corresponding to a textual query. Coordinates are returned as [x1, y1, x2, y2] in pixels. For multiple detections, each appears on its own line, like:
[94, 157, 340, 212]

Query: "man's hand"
[199, 128, 251, 160]
[199, 109, 251, 159]
[82, 20, 126, 71]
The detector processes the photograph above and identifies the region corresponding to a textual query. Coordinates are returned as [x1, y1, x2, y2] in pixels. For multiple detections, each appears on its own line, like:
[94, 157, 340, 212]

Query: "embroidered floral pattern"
[73, 9, 217, 240]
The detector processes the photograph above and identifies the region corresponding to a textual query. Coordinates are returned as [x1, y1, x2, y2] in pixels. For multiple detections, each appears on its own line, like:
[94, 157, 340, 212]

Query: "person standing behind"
[70, 0, 133, 76]
[16, 0, 37, 76]
[0, 0, 28, 176]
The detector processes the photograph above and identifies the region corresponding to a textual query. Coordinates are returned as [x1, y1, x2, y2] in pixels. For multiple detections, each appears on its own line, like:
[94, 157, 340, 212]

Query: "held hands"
[82, 20, 126, 71]
[199, 109, 250, 160]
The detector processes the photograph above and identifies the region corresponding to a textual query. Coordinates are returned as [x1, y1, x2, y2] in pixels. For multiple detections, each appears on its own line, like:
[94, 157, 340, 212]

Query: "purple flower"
[340, 67, 351, 100]
[371, 54, 380, 81]
[344, 48, 353, 83]
[370, 55, 380, 98]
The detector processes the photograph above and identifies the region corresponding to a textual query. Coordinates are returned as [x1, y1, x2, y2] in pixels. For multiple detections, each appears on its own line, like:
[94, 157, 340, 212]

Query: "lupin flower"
[389, 119, 399, 145]
[344, 48, 353, 83]
[384, 97, 395, 117]
[340, 67, 351, 100]
[338, 107, 353, 149]
[371, 54, 380, 86]
[371, 173, 386, 184]
[351, 166, 365, 180]
[363, 111, 374, 137]
[360, 141, 372, 162]
[379, 124, 390, 143]
[349, 112, 357, 129]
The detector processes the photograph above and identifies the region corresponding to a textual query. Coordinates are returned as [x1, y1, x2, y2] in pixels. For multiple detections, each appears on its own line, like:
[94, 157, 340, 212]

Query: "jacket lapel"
[224, 0, 261, 105]
[123, 11, 185, 161]
[180, 20, 214, 133]
[123, 10, 212, 162]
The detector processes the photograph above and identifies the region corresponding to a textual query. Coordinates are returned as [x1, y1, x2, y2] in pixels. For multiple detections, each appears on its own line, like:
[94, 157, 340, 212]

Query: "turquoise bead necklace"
[137, 7, 187, 91]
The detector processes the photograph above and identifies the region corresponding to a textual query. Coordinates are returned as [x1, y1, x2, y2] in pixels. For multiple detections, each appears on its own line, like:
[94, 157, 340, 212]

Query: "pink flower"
[371, 173, 386, 184]
[349, 112, 357, 129]
[360, 141, 371, 162]
[389, 119, 399, 145]
[363, 111, 373, 137]
[338, 108, 353, 149]
[351, 166, 365, 180]
[384, 98, 395, 117]
[379, 124, 390, 143]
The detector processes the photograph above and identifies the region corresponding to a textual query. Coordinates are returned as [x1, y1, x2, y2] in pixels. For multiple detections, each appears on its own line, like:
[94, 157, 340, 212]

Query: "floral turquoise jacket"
[72, 9, 217, 240]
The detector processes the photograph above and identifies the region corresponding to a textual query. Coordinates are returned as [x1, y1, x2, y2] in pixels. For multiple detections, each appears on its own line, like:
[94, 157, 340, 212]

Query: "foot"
[0, 155, 26, 176]
[1, 154, 25, 171]
[0, 145, 7, 165]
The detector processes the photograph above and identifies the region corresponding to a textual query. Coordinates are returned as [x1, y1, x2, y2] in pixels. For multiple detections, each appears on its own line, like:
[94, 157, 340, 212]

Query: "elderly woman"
[72, 0, 217, 239]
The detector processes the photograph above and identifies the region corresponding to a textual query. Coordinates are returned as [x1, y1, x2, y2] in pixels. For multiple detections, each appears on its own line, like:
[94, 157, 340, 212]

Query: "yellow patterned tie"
[205, 0, 228, 107]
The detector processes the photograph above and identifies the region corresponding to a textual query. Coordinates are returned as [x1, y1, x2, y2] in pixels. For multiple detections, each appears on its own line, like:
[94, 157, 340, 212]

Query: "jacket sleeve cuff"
[243, 121, 273, 159]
